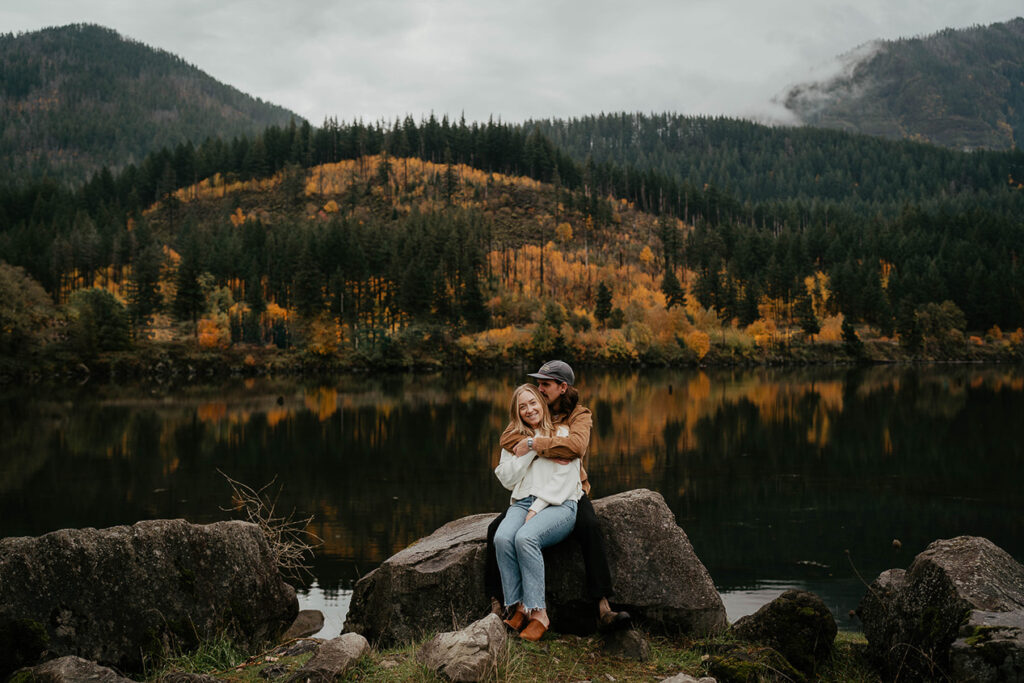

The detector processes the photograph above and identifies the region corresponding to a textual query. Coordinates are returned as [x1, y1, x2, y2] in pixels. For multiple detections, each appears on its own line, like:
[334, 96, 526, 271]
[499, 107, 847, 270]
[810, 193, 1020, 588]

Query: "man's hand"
[513, 439, 531, 456]
[524, 510, 536, 523]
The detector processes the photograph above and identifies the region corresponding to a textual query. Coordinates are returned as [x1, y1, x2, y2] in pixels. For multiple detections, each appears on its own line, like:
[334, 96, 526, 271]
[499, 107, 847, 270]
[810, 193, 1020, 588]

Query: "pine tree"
[595, 281, 613, 327]
[661, 267, 685, 309]
[795, 294, 820, 337]
[172, 225, 205, 335]
[127, 221, 163, 328]
[842, 317, 863, 356]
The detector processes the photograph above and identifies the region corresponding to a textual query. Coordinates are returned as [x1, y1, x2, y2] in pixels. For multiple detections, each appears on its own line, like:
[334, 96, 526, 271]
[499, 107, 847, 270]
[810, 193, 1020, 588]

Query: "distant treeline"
[1, 113, 1023, 339]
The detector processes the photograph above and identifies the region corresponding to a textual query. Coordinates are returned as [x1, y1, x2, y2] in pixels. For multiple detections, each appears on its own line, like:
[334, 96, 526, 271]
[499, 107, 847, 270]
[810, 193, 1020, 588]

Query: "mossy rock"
[705, 643, 805, 683]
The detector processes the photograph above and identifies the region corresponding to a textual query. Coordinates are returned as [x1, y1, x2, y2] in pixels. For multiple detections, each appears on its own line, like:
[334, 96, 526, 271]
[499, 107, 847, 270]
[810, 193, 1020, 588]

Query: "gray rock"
[289, 633, 369, 682]
[660, 675, 717, 683]
[601, 628, 650, 661]
[12, 655, 134, 682]
[951, 609, 1024, 682]
[267, 638, 321, 659]
[282, 610, 325, 640]
[731, 589, 837, 675]
[344, 512, 496, 646]
[344, 489, 726, 646]
[416, 614, 506, 682]
[858, 535, 1024, 681]
[0, 519, 298, 677]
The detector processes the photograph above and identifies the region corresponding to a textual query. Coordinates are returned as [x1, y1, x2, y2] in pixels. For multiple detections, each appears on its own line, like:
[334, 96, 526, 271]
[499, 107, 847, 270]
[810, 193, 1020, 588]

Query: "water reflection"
[1, 366, 1022, 630]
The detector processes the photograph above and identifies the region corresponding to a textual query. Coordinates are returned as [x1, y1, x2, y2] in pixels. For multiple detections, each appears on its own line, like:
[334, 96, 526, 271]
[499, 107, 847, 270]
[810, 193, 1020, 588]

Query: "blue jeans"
[494, 496, 578, 611]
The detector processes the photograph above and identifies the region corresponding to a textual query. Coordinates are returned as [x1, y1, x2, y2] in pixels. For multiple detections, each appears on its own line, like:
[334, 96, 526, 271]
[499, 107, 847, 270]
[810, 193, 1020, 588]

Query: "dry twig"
[218, 469, 321, 582]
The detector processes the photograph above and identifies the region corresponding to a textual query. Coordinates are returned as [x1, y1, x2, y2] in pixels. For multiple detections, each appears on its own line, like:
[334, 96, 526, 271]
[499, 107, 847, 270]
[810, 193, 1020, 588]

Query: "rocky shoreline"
[2, 490, 1023, 681]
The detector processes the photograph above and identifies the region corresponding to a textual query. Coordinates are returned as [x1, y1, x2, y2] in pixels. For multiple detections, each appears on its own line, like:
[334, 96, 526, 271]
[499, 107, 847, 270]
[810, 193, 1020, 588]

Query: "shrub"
[0, 262, 57, 355]
[65, 288, 131, 355]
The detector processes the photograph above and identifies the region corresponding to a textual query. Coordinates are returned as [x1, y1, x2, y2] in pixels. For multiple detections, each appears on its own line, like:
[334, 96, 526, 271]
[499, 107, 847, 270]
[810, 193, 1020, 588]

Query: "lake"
[2, 364, 1022, 639]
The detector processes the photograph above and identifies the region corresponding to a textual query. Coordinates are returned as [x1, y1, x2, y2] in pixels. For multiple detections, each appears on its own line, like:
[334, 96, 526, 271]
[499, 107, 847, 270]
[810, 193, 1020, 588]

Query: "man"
[485, 360, 631, 630]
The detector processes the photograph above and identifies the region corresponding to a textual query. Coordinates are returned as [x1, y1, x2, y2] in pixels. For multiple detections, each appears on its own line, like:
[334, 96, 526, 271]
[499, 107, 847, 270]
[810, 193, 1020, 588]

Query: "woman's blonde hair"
[508, 384, 553, 437]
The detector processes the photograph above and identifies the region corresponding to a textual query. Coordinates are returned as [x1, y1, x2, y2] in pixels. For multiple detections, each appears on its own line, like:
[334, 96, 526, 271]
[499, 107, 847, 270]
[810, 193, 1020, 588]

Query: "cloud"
[2, 1, 1022, 124]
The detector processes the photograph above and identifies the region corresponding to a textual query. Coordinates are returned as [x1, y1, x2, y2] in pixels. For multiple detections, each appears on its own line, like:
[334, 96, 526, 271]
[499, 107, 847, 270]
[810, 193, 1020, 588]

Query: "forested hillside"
[0, 24, 300, 185]
[1, 114, 1022, 376]
[782, 17, 1024, 150]
[527, 112, 1024, 206]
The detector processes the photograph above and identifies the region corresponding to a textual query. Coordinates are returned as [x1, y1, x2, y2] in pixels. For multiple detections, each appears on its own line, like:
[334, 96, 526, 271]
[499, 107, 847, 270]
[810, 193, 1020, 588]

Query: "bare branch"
[218, 469, 321, 582]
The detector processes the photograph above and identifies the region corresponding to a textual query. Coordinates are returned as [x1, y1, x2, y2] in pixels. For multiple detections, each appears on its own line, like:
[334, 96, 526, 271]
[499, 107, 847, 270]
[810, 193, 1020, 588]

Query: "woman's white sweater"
[494, 425, 583, 513]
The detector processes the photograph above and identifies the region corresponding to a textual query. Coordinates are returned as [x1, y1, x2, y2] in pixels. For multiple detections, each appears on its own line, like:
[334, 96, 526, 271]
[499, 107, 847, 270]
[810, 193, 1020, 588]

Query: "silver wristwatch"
[527, 438, 534, 450]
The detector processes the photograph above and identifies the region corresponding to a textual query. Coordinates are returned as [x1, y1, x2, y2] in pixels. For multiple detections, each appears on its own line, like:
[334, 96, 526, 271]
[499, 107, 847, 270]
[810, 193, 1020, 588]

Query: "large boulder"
[344, 488, 726, 646]
[731, 589, 837, 676]
[0, 519, 298, 677]
[858, 536, 1024, 681]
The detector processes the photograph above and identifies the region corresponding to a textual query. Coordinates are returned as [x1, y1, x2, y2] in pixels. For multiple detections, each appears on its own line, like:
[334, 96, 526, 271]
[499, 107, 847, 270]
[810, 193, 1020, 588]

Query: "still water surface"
[2, 365, 1022, 638]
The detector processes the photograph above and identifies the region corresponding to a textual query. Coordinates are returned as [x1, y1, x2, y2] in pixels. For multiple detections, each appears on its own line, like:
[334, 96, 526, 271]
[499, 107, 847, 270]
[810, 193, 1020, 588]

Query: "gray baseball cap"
[528, 360, 575, 386]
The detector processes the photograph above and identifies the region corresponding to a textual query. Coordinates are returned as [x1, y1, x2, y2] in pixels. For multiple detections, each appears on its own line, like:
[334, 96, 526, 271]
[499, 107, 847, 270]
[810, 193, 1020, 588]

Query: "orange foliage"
[684, 330, 711, 359]
[197, 315, 231, 349]
[457, 326, 532, 362]
[746, 318, 778, 348]
[229, 207, 246, 226]
[306, 315, 340, 356]
[818, 314, 844, 342]
[265, 302, 288, 321]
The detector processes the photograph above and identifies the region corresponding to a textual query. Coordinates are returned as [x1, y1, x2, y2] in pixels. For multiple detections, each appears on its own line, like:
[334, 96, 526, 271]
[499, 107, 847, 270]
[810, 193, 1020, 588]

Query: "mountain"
[781, 17, 1024, 151]
[0, 23, 302, 185]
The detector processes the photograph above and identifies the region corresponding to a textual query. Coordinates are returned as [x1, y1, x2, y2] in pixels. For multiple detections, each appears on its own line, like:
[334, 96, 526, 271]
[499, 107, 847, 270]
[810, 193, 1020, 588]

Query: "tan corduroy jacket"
[499, 403, 593, 496]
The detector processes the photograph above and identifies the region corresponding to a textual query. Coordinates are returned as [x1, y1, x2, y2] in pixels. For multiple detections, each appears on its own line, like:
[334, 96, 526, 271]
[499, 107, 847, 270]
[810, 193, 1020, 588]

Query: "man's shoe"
[597, 609, 632, 632]
[520, 618, 548, 641]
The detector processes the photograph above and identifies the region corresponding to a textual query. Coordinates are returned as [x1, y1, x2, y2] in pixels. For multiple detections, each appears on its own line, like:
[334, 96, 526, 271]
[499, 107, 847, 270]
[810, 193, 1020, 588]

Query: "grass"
[147, 634, 247, 679]
[150, 629, 881, 682]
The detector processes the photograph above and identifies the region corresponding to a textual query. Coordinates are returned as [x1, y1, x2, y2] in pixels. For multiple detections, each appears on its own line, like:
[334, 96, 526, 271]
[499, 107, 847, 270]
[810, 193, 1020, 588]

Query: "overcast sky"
[3, 1, 1021, 125]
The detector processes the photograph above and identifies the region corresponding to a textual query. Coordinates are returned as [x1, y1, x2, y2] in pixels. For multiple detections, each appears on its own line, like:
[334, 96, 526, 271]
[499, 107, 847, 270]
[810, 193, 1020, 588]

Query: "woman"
[493, 383, 583, 641]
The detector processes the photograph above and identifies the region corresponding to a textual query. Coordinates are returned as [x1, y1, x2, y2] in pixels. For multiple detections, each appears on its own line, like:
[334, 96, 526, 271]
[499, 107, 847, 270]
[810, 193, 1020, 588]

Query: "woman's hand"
[524, 510, 536, 523]
[513, 439, 531, 456]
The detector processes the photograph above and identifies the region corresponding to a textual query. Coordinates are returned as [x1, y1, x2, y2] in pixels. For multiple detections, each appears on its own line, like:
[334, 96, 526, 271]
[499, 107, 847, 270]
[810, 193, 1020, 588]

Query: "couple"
[486, 360, 630, 641]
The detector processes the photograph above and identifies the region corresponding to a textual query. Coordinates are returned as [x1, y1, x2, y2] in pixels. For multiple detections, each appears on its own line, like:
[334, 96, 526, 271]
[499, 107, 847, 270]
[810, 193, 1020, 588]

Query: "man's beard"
[548, 394, 568, 417]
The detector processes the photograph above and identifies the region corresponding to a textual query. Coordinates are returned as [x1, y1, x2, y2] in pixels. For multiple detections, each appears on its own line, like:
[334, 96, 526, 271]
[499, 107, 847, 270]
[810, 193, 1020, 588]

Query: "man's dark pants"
[485, 494, 614, 606]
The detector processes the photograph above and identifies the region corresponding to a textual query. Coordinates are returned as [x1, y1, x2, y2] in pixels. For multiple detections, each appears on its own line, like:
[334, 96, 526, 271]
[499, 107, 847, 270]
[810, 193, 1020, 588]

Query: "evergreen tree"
[65, 287, 131, 355]
[127, 225, 163, 327]
[292, 238, 323, 318]
[172, 224, 205, 335]
[459, 271, 490, 332]
[842, 317, 863, 356]
[795, 294, 820, 337]
[595, 281, 613, 327]
[660, 267, 685, 309]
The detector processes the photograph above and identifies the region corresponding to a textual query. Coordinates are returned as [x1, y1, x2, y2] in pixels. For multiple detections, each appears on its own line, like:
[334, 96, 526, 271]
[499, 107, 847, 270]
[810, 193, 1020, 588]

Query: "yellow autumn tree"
[684, 330, 711, 359]
[555, 222, 573, 244]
